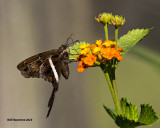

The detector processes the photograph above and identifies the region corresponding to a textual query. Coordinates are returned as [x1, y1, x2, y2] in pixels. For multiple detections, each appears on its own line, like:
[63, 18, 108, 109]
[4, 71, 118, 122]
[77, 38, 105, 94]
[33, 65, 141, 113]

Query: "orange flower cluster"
[75, 40, 124, 72]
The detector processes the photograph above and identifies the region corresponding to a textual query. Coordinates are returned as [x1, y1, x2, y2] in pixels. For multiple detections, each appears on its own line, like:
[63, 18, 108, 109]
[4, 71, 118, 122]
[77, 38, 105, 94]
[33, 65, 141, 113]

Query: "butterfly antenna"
[68, 39, 79, 46]
[66, 33, 74, 44]
[66, 33, 79, 45]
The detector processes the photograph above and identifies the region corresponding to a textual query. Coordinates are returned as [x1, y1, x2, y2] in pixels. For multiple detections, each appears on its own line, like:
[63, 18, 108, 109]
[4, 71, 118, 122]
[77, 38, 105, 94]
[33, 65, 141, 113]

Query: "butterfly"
[17, 36, 78, 118]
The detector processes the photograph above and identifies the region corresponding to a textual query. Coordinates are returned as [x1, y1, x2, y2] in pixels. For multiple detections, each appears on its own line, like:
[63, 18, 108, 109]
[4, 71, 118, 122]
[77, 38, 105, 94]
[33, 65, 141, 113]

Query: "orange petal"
[96, 40, 102, 46]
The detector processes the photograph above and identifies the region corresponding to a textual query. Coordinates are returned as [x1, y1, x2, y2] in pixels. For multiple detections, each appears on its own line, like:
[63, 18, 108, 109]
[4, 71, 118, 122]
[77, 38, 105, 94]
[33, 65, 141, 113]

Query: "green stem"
[104, 24, 108, 40]
[110, 68, 122, 115]
[100, 65, 121, 115]
[112, 78, 122, 115]
[115, 26, 119, 42]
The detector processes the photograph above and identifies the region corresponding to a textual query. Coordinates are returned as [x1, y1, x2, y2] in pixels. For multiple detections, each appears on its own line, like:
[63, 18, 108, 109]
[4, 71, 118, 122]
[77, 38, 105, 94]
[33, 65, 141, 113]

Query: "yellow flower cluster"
[75, 40, 124, 72]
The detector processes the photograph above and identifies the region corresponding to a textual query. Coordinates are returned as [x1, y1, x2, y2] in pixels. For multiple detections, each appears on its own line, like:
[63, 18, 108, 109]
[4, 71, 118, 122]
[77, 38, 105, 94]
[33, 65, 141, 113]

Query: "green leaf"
[115, 115, 141, 128]
[138, 104, 160, 125]
[117, 28, 151, 57]
[115, 98, 141, 128]
[103, 98, 159, 128]
[103, 105, 117, 120]
[69, 41, 87, 60]
[120, 98, 139, 122]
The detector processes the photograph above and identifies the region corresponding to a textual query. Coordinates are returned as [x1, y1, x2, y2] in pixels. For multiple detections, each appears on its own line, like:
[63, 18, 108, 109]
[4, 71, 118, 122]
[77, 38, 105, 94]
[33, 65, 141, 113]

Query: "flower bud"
[95, 13, 113, 25]
[110, 15, 126, 27]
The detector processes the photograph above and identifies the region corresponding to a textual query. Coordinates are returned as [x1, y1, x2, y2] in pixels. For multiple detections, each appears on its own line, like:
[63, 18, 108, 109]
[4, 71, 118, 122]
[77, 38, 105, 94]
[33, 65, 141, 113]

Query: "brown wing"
[17, 49, 64, 84]
[17, 49, 57, 79]
[17, 49, 57, 71]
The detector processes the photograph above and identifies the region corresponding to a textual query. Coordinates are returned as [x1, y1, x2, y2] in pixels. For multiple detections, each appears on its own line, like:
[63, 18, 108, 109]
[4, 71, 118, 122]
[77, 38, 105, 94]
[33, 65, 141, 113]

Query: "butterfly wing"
[17, 49, 57, 79]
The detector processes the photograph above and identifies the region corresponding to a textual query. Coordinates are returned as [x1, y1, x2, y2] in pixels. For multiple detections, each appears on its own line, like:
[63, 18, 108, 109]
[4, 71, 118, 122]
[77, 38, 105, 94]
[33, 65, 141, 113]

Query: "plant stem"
[110, 68, 122, 115]
[100, 65, 121, 115]
[112, 79, 122, 115]
[104, 24, 108, 40]
[115, 26, 119, 42]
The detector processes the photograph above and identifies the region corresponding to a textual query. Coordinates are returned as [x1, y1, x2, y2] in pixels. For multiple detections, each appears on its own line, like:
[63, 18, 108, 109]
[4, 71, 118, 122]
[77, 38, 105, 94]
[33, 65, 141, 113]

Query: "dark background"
[0, 0, 160, 128]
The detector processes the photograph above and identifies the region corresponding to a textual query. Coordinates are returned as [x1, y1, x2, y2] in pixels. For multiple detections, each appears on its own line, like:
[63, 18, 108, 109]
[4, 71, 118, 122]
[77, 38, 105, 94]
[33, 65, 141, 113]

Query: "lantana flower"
[75, 40, 124, 72]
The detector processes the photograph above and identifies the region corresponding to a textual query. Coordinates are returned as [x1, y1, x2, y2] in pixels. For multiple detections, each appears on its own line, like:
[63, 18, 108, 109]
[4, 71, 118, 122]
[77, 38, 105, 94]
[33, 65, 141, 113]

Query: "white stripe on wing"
[49, 57, 59, 83]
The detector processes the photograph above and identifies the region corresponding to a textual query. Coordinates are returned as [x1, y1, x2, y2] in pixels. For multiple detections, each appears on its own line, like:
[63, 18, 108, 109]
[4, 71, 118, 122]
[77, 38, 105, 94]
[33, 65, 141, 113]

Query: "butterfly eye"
[63, 52, 69, 58]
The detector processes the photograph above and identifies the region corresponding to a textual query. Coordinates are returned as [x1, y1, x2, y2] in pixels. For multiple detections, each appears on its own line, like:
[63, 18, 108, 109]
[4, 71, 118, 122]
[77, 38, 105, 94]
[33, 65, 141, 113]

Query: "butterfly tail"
[46, 85, 58, 118]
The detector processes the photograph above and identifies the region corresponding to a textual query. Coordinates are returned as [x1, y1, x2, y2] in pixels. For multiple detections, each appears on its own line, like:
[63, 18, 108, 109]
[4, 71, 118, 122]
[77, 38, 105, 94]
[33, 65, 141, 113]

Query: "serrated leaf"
[120, 98, 139, 122]
[69, 41, 87, 60]
[117, 28, 151, 57]
[138, 104, 160, 125]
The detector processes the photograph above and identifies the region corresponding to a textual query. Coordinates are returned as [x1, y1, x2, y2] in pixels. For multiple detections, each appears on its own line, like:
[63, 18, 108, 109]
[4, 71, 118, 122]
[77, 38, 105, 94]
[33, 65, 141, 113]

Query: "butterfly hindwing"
[40, 58, 55, 83]
[61, 60, 69, 79]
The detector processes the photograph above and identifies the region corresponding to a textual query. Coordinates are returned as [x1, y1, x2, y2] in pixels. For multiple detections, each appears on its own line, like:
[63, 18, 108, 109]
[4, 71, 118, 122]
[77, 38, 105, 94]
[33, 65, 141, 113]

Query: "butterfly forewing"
[17, 49, 57, 71]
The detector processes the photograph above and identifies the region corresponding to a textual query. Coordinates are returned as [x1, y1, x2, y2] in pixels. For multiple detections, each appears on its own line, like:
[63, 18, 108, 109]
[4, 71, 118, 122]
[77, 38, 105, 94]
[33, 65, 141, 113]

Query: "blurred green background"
[0, 0, 160, 128]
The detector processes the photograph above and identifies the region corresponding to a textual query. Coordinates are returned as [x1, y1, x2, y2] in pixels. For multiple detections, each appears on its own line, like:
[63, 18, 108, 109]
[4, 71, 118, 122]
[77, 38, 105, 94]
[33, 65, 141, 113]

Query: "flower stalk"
[100, 64, 122, 115]
[104, 24, 108, 40]
[111, 69, 122, 115]
[115, 26, 119, 42]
